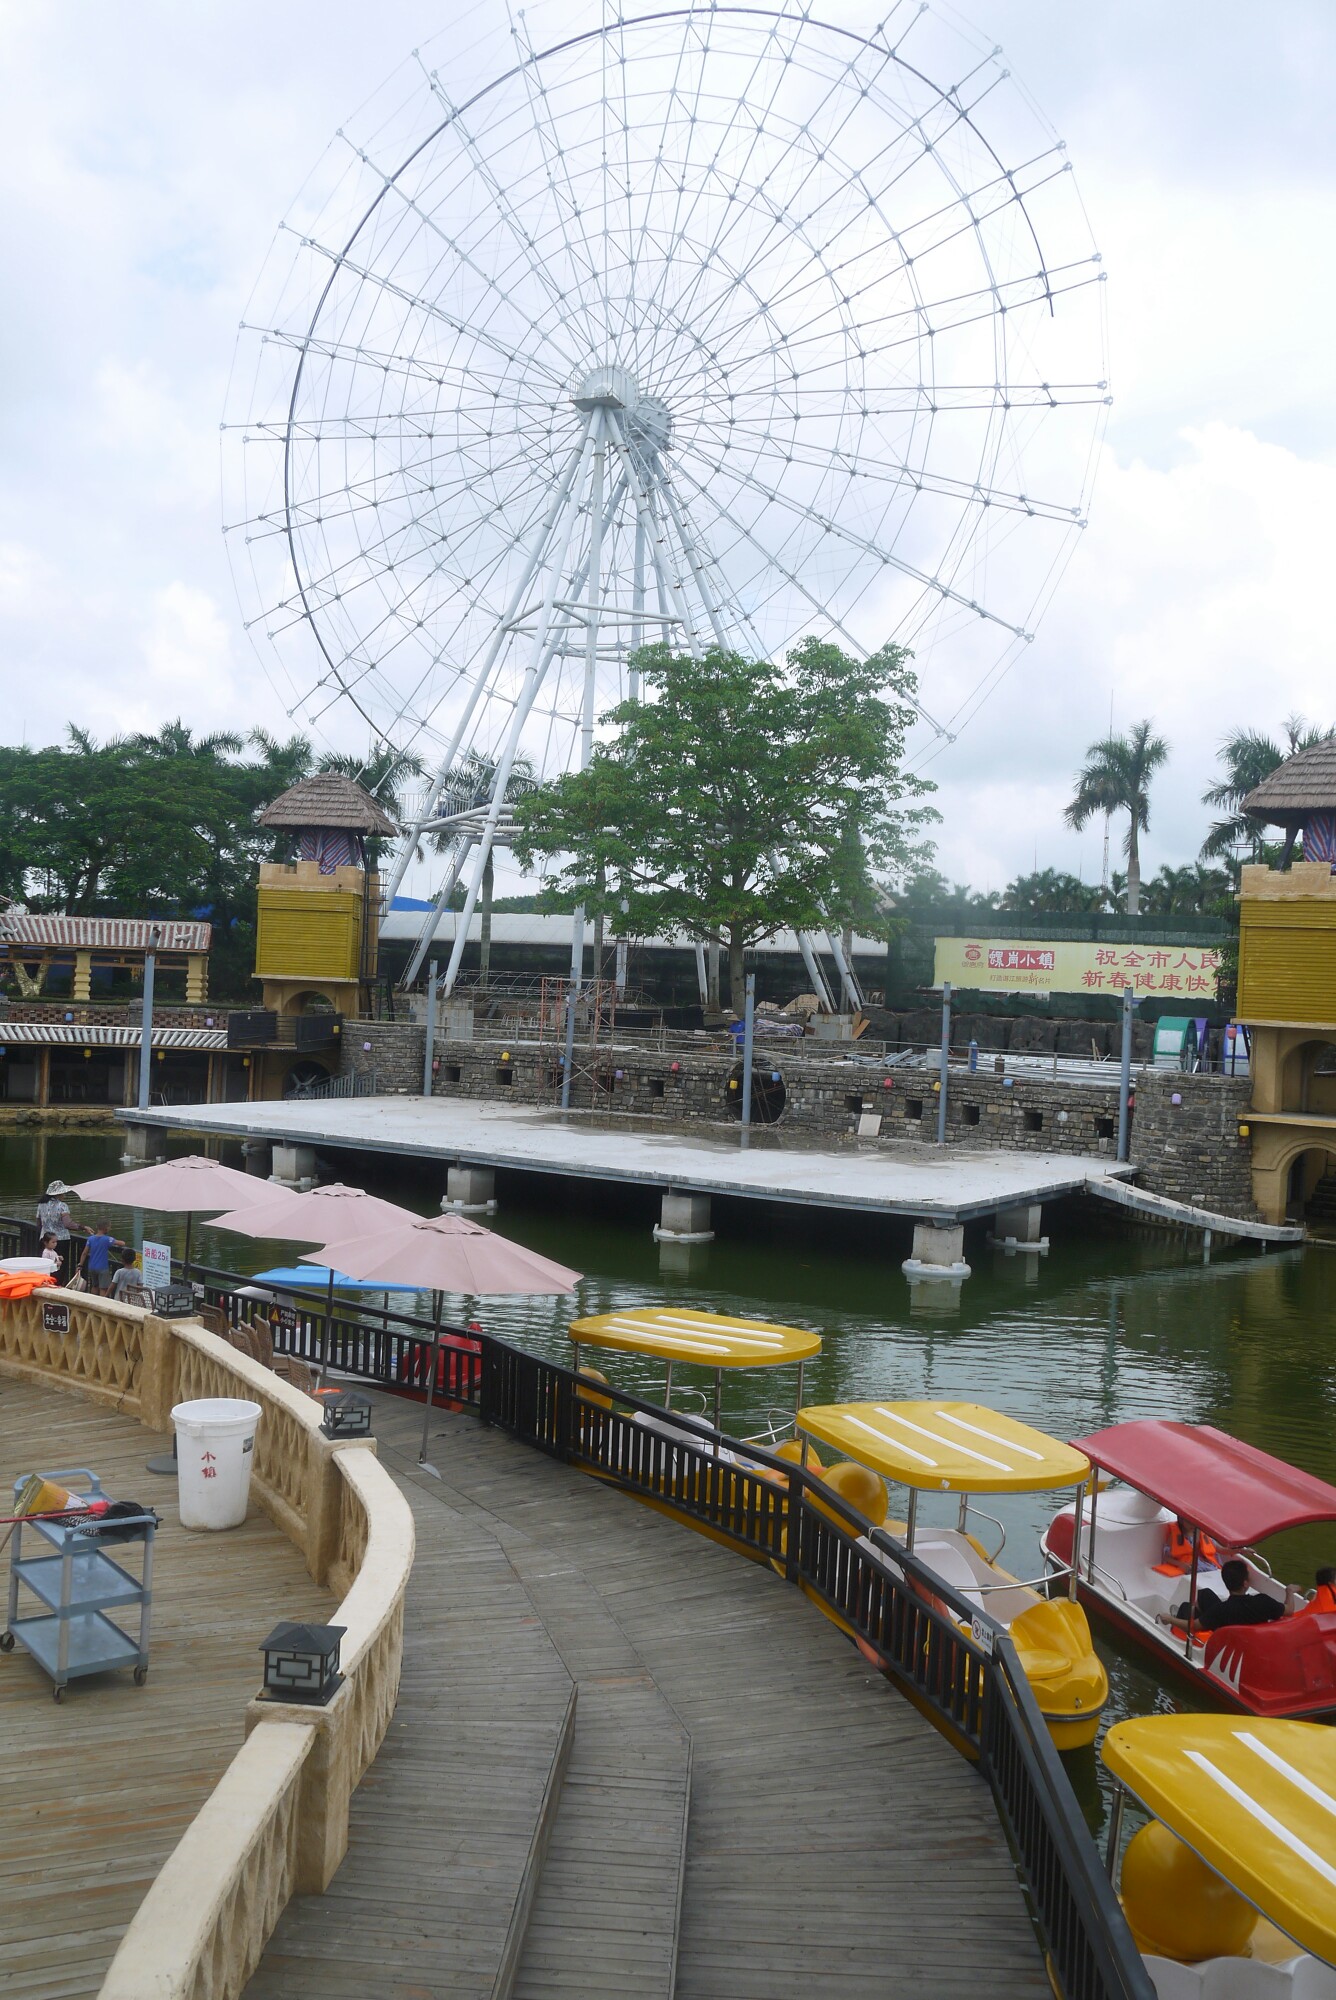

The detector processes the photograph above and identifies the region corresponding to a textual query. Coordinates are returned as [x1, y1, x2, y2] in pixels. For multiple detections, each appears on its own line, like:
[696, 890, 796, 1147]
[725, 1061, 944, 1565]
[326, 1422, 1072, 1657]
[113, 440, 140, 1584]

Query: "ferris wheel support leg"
[605, 413, 705, 661]
[824, 927, 864, 1012]
[630, 512, 646, 699]
[402, 837, 472, 990]
[657, 469, 730, 652]
[438, 427, 598, 997]
[380, 430, 593, 918]
[794, 930, 837, 1015]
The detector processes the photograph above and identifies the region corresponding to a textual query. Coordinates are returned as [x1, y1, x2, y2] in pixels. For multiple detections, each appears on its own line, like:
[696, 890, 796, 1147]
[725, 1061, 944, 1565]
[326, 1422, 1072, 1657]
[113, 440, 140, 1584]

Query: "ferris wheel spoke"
[297, 232, 570, 388]
[507, 14, 614, 353]
[710, 428, 1082, 524]
[703, 452, 1031, 640]
[651, 22, 905, 361]
[241, 317, 533, 397]
[671, 459, 951, 737]
[411, 52, 594, 344]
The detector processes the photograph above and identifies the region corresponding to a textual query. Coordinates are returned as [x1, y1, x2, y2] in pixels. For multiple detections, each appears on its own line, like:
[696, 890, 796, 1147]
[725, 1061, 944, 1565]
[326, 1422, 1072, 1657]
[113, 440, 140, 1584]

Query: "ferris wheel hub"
[571, 363, 640, 413]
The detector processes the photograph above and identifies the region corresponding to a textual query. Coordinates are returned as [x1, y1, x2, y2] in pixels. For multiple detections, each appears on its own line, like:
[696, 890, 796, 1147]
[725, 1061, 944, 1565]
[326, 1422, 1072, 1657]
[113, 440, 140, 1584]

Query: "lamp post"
[937, 979, 951, 1145]
[137, 926, 162, 1112]
[740, 971, 756, 1147]
[422, 958, 438, 1097]
[1117, 986, 1134, 1163]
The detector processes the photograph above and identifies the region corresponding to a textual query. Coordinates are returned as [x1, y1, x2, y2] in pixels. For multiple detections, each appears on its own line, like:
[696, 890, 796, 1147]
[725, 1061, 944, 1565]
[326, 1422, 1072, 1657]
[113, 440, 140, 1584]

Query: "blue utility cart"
[1, 1469, 155, 1701]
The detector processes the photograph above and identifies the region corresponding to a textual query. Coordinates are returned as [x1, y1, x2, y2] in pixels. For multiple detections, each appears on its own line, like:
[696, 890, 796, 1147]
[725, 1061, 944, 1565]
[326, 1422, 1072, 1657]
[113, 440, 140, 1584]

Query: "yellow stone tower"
[254, 772, 398, 1019]
[1235, 742, 1336, 1224]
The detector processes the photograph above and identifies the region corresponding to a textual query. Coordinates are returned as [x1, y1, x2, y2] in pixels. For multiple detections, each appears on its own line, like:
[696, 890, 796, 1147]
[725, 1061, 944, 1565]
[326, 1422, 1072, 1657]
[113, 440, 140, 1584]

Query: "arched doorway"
[1285, 1144, 1336, 1227]
[725, 1061, 787, 1124]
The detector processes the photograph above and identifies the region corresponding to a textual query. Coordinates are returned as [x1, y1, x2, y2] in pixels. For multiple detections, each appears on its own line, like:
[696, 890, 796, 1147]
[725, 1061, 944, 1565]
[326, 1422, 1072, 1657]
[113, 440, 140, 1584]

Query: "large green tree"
[514, 638, 935, 1005]
[1064, 720, 1169, 916]
[0, 723, 312, 996]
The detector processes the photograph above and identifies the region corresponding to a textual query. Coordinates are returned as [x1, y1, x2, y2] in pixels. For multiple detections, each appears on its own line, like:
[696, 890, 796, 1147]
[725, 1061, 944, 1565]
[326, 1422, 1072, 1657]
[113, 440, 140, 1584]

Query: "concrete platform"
[123, 1096, 1132, 1223]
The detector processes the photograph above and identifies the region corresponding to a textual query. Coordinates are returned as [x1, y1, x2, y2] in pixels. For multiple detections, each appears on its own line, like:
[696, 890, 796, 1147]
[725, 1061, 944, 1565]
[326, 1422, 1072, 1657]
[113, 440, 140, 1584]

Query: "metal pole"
[1186, 1528, 1201, 1659]
[740, 971, 756, 1147]
[422, 959, 438, 1097]
[664, 1359, 673, 1408]
[137, 926, 160, 1111]
[1069, 1481, 1085, 1600]
[793, 1358, 804, 1426]
[937, 979, 951, 1145]
[318, 1267, 335, 1389]
[1105, 1784, 1125, 1880]
[1117, 985, 1134, 1162]
[1087, 1471, 1100, 1584]
[560, 979, 578, 1110]
[419, 1291, 443, 1464]
[906, 1488, 918, 1553]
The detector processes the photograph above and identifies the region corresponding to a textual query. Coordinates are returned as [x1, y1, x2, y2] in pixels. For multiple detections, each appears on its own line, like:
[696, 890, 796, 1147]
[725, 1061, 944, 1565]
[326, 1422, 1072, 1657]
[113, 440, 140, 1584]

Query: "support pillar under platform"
[653, 1190, 715, 1244]
[272, 1142, 318, 1189]
[987, 1202, 1049, 1253]
[120, 1123, 167, 1166]
[442, 1165, 497, 1215]
[901, 1220, 971, 1281]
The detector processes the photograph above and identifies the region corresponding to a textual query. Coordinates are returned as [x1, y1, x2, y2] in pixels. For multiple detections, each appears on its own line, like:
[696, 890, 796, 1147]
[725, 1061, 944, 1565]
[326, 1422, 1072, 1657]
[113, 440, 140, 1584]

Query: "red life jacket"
[1297, 1582, 1336, 1619]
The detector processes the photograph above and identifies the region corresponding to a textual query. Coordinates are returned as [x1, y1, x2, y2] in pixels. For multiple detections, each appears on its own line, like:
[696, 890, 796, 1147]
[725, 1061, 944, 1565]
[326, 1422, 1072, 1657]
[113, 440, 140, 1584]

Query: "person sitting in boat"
[1293, 1566, 1336, 1618]
[1161, 1514, 1219, 1572]
[1179, 1558, 1281, 1630]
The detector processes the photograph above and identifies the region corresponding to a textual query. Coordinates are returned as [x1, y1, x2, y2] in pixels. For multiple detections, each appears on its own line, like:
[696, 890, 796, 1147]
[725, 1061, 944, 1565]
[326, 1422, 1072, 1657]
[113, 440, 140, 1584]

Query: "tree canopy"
[514, 638, 936, 1003]
[0, 725, 402, 996]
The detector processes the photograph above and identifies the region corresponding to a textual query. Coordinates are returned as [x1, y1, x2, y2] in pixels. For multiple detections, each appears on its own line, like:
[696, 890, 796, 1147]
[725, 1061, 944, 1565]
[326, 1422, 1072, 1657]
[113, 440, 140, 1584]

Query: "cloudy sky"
[1, 1, 1332, 899]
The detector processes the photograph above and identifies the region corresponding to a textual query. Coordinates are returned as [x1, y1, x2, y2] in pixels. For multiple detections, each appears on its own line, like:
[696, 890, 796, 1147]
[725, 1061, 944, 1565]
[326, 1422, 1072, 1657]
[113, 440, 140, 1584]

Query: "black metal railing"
[1, 1216, 1151, 2000]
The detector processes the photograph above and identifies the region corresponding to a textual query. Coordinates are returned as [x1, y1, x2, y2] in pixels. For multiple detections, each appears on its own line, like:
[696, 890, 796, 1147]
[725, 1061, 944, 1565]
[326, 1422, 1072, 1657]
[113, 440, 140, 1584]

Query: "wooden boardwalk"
[248, 1392, 1049, 2000]
[0, 1372, 332, 2000]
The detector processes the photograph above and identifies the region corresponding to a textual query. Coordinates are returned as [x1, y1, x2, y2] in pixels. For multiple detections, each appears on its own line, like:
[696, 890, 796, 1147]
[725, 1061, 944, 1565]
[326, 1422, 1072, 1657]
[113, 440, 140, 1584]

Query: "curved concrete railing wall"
[0, 1287, 414, 2000]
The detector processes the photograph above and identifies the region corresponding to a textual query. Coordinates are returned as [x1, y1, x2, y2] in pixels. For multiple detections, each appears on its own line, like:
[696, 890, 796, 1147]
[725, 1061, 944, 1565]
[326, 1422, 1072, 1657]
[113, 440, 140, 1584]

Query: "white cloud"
[925, 422, 1336, 890]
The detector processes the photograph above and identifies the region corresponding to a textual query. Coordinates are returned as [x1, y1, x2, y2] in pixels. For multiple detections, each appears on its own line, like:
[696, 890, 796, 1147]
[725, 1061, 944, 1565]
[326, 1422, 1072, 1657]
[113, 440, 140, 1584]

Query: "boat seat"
[914, 1535, 986, 1613]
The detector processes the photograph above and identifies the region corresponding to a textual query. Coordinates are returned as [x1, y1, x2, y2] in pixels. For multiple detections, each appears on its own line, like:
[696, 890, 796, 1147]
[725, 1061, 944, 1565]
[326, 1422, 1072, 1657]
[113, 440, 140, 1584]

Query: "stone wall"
[339, 1021, 1260, 1218]
[1129, 1071, 1257, 1218]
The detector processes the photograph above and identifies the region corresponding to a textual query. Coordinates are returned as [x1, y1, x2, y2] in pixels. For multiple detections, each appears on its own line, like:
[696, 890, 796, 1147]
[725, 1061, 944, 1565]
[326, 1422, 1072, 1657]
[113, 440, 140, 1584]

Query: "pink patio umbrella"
[210, 1184, 422, 1382]
[72, 1154, 272, 1281]
[299, 1213, 581, 1463]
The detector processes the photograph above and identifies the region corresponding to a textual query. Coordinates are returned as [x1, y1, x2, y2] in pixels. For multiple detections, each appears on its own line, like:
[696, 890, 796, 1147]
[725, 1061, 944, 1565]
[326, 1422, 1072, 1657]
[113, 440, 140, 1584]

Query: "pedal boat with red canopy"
[1101, 1714, 1336, 1997]
[1042, 1421, 1336, 1717]
[795, 1400, 1110, 1749]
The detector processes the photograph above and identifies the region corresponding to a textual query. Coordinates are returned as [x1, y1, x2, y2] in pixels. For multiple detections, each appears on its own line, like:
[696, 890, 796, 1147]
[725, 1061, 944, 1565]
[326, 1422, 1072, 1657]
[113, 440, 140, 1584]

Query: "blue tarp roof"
[251, 1264, 422, 1294]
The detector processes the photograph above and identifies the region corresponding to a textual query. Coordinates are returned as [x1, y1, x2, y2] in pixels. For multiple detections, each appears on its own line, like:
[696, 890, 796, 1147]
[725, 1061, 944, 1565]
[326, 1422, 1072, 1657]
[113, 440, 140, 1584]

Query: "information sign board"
[933, 936, 1220, 999]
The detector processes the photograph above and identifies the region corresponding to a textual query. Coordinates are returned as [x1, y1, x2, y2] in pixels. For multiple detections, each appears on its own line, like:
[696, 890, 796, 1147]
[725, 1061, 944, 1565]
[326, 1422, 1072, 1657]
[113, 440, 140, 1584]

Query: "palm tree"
[316, 746, 424, 866]
[436, 750, 539, 987]
[1065, 721, 1169, 915]
[1200, 717, 1333, 868]
[128, 720, 245, 760]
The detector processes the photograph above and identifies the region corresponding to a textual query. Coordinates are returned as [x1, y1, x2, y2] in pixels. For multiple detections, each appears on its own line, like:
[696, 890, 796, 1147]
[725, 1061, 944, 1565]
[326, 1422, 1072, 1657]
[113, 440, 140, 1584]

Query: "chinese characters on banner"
[933, 937, 1220, 999]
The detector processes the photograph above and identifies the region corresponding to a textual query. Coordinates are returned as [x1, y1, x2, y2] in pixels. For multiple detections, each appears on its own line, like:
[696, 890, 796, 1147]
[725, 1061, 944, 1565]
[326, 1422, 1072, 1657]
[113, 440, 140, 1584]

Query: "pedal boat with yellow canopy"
[567, 1307, 822, 1554]
[1102, 1713, 1336, 1997]
[794, 1400, 1109, 1750]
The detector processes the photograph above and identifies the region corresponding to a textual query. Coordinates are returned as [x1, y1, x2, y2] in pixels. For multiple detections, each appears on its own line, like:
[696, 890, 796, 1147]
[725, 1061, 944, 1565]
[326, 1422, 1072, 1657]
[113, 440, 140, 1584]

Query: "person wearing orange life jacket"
[1294, 1567, 1336, 1618]
[1163, 1515, 1220, 1571]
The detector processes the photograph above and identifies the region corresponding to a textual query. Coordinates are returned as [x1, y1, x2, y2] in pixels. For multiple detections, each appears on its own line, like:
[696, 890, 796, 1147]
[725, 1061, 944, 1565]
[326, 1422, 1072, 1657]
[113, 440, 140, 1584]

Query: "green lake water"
[5, 1126, 1333, 1831]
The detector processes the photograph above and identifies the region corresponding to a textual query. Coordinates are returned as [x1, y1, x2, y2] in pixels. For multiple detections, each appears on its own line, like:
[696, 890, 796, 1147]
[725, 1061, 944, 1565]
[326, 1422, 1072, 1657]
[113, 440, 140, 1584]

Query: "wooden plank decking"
[0, 1372, 333, 2000]
[247, 1392, 1050, 1999]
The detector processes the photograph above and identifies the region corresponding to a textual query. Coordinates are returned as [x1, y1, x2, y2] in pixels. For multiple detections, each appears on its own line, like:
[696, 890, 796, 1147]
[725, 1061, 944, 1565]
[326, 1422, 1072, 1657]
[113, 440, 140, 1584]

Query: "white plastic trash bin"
[171, 1398, 263, 1530]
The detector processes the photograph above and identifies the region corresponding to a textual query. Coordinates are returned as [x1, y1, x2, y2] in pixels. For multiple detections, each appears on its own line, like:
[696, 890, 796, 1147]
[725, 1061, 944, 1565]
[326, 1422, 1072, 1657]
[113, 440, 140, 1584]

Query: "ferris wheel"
[225, 2, 1107, 994]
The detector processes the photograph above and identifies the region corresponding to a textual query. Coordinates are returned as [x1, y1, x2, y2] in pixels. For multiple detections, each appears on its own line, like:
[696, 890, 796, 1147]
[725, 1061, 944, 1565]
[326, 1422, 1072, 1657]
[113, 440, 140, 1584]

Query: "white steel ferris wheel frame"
[226, 4, 1109, 1002]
